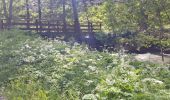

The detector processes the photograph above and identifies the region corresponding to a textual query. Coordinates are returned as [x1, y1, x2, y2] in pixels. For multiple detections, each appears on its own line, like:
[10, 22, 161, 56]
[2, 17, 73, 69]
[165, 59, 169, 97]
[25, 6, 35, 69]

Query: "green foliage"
[4, 77, 48, 100]
[0, 30, 170, 99]
[80, 0, 170, 52]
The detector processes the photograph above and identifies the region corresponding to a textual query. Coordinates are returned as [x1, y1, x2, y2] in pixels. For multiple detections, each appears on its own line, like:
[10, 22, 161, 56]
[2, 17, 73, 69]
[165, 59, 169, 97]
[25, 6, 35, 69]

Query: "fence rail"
[0, 19, 102, 34]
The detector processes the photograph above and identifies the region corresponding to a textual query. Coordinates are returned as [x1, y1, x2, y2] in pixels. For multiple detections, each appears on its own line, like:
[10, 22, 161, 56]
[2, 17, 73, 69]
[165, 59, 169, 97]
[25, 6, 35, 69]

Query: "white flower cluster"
[88, 66, 97, 72]
[23, 56, 35, 63]
[142, 78, 164, 85]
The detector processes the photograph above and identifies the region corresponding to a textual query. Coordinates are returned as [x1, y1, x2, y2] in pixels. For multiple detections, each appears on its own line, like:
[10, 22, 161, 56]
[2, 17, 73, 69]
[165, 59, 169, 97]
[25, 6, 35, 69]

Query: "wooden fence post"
[99, 22, 102, 31]
[2, 20, 4, 30]
[35, 19, 38, 33]
[48, 21, 50, 33]
[63, 22, 67, 33]
[57, 21, 59, 33]
[26, 18, 30, 29]
[88, 21, 90, 33]
[90, 23, 93, 33]
[39, 20, 42, 33]
[0, 20, 2, 30]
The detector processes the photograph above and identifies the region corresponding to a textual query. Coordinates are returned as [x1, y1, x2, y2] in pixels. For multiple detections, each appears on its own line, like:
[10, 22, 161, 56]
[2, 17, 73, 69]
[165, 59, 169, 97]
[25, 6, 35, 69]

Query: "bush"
[0, 30, 169, 99]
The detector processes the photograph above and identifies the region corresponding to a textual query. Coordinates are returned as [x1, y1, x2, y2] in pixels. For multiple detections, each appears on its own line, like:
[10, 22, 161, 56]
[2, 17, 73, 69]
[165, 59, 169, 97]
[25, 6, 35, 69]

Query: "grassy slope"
[0, 30, 170, 100]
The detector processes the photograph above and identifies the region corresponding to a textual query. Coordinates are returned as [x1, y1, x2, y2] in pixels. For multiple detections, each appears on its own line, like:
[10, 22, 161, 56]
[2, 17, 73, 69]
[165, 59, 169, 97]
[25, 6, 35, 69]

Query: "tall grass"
[0, 30, 170, 100]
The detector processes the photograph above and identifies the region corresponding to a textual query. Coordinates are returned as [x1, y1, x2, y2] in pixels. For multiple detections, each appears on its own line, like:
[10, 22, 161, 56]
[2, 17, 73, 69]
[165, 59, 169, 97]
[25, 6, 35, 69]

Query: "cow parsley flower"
[142, 78, 164, 84]
[106, 78, 115, 85]
[25, 44, 31, 49]
[23, 56, 35, 63]
[88, 66, 96, 72]
[85, 80, 94, 86]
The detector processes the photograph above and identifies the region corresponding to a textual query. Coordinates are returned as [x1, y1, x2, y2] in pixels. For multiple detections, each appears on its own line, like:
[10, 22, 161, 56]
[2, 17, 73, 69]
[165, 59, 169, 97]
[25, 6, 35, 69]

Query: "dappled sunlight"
[0, 0, 170, 99]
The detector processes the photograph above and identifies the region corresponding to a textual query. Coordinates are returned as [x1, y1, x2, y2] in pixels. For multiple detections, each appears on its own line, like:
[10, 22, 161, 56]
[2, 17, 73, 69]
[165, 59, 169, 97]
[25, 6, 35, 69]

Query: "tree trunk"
[2, 0, 8, 19]
[26, 0, 30, 28]
[156, 8, 164, 62]
[49, 0, 53, 20]
[161, 47, 164, 62]
[26, 0, 30, 19]
[37, 0, 42, 33]
[62, 0, 67, 33]
[71, 0, 82, 42]
[139, 1, 148, 32]
[38, 0, 42, 21]
[82, 0, 89, 22]
[8, 0, 13, 28]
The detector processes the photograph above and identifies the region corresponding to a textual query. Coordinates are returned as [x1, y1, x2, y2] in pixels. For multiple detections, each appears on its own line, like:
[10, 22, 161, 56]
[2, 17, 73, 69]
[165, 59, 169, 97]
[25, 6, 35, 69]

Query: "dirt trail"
[135, 53, 170, 64]
[0, 97, 5, 100]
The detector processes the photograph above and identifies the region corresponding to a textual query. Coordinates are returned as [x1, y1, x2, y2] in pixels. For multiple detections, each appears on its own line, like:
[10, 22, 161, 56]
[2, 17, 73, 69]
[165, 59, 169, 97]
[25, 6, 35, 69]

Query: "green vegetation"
[0, 30, 170, 100]
[1, 0, 170, 53]
[0, 0, 170, 99]
[81, 0, 170, 54]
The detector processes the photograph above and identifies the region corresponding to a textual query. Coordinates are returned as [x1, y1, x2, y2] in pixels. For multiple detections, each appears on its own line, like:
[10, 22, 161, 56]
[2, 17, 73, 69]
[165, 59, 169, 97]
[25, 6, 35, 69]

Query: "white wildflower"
[84, 70, 89, 73]
[23, 56, 35, 63]
[111, 53, 117, 57]
[85, 35, 90, 39]
[88, 66, 96, 72]
[44, 44, 53, 51]
[25, 44, 31, 49]
[65, 48, 71, 53]
[85, 80, 94, 86]
[107, 65, 112, 69]
[99, 55, 103, 58]
[87, 80, 93, 83]
[122, 79, 129, 83]
[97, 59, 101, 61]
[106, 78, 115, 85]
[142, 78, 164, 84]
[81, 63, 86, 66]
[34, 71, 44, 77]
[92, 61, 97, 64]
[82, 94, 97, 100]
[63, 65, 68, 68]
[84, 60, 89, 62]
[74, 42, 79, 46]
[88, 59, 93, 62]
[128, 71, 135, 76]
[40, 54, 46, 58]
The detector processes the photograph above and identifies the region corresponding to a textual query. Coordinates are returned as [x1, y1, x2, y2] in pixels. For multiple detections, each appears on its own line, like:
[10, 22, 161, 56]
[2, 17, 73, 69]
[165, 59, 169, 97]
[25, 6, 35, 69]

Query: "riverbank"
[135, 53, 170, 64]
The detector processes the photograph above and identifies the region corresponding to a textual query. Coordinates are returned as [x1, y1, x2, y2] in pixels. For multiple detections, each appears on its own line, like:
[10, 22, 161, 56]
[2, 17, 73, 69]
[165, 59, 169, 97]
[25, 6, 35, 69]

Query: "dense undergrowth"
[0, 30, 170, 100]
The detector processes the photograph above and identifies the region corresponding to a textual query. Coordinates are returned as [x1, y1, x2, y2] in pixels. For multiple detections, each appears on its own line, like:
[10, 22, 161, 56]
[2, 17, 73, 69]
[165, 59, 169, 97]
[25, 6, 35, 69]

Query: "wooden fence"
[0, 19, 102, 34]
